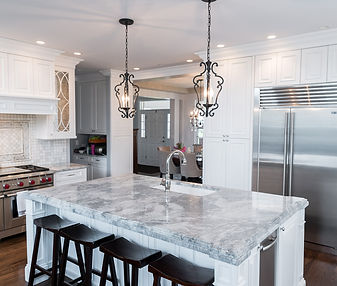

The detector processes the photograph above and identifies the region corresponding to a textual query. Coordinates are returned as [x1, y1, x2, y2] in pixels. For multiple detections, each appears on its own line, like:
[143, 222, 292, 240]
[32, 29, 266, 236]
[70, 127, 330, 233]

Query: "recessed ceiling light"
[267, 35, 277, 40]
[36, 40, 45, 45]
[73, 52, 81, 56]
[217, 44, 225, 48]
[133, 67, 140, 71]
[186, 59, 193, 63]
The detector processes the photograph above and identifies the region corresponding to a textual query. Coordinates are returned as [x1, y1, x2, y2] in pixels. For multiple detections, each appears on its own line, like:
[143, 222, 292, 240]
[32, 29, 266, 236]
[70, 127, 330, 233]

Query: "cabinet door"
[255, 54, 277, 87]
[0, 52, 8, 94]
[225, 57, 253, 139]
[327, 45, 337, 82]
[77, 82, 94, 133]
[301, 46, 328, 84]
[93, 81, 107, 134]
[34, 59, 55, 97]
[225, 139, 251, 191]
[276, 50, 301, 86]
[92, 158, 108, 179]
[203, 137, 226, 187]
[8, 55, 33, 95]
[203, 61, 227, 138]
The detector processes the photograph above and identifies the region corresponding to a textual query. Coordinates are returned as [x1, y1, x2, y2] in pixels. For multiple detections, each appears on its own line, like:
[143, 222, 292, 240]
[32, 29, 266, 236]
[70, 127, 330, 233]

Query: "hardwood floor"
[0, 233, 336, 285]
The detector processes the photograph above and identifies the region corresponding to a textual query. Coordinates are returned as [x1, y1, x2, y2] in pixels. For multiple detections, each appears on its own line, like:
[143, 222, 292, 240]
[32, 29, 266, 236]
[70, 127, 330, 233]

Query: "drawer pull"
[66, 174, 76, 177]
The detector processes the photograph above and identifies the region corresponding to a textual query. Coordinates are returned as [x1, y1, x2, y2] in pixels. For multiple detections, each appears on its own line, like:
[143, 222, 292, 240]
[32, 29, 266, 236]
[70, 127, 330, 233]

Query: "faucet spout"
[161, 150, 187, 192]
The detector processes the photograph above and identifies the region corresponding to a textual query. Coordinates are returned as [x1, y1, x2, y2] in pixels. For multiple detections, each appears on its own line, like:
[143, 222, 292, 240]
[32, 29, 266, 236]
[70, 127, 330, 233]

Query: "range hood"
[0, 94, 58, 115]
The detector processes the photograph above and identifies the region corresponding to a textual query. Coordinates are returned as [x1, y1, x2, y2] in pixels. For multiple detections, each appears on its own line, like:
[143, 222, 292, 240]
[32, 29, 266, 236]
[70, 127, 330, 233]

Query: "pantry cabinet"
[0, 52, 8, 93]
[77, 80, 107, 135]
[301, 46, 328, 84]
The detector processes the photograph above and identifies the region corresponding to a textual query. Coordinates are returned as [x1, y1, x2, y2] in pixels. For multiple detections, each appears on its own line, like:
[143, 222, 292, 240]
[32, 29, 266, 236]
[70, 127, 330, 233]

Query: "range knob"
[29, 179, 36, 185]
[40, 178, 47, 183]
[47, 177, 52, 182]
[17, 181, 24, 187]
[3, 183, 10, 190]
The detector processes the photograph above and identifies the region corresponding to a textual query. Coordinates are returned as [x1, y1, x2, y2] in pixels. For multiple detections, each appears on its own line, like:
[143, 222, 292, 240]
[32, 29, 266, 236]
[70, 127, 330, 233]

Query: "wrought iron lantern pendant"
[193, 0, 224, 117]
[114, 18, 140, 119]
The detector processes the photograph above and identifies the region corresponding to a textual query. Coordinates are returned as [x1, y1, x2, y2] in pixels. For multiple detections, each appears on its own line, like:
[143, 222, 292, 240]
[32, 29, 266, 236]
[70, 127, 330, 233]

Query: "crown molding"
[0, 36, 63, 61]
[55, 55, 82, 69]
[196, 28, 337, 61]
[76, 72, 107, 82]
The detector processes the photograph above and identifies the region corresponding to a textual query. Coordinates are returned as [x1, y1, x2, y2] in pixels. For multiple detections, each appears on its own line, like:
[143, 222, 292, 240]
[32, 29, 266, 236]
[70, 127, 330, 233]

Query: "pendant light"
[193, 0, 224, 117]
[189, 108, 204, 130]
[114, 18, 140, 119]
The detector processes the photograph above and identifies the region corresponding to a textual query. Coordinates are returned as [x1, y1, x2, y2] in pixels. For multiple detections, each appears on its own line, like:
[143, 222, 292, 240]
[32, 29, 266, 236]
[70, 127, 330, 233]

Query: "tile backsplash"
[0, 114, 69, 167]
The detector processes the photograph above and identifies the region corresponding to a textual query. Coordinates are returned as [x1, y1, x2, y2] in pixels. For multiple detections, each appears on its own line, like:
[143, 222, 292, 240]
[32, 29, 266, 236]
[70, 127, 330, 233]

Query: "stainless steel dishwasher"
[260, 231, 277, 286]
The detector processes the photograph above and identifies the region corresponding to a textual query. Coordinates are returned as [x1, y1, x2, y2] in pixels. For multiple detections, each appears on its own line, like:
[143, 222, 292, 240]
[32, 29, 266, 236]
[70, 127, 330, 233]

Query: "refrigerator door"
[291, 108, 337, 250]
[258, 109, 290, 196]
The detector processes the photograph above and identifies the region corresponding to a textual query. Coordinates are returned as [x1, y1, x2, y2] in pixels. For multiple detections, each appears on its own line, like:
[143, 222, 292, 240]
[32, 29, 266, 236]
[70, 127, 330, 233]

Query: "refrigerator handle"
[282, 113, 289, 196]
[288, 112, 295, 196]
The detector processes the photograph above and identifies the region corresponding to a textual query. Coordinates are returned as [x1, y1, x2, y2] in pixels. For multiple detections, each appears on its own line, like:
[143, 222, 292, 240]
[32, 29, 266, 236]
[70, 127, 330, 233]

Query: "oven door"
[0, 195, 4, 231]
[4, 191, 26, 230]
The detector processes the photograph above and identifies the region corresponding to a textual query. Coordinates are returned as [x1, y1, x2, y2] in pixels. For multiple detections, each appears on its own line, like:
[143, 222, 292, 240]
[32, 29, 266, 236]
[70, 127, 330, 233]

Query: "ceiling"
[1, 0, 337, 73]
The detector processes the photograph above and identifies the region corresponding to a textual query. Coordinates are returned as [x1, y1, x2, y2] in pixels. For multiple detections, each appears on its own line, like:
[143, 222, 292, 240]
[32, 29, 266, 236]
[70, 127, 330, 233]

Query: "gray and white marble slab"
[25, 174, 308, 265]
[45, 163, 88, 173]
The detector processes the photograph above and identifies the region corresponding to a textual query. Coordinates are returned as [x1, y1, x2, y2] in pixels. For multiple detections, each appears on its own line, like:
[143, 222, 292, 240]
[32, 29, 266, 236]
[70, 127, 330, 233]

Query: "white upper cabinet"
[276, 50, 301, 86]
[255, 53, 277, 87]
[0, 52, 8, 93]
[93, 81, 107, 134]
[8, 54, 33, 95]
[33, 59, 55, 97]
[301, 46, 328, 84]
[225, 57, 253, 139]
[327, 45, 337, 82]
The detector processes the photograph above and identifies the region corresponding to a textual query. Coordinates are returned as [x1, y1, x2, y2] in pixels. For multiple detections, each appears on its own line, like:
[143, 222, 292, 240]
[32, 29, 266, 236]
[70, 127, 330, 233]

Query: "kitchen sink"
[151, 183, 215, 197]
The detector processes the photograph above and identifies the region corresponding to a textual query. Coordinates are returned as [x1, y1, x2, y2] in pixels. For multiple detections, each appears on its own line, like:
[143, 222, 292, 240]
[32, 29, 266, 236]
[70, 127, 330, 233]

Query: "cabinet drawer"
[54, 168, 87, 186]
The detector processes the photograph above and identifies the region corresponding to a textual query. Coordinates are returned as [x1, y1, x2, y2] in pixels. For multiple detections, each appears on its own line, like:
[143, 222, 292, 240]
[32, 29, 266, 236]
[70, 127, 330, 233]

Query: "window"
[140, 113, 146, 138]
[139, 99, 170, 110]
[167, 113, 171, 139]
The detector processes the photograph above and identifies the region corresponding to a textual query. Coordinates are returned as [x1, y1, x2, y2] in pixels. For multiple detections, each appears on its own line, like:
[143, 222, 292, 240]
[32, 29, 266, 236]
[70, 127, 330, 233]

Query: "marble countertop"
[26, 174, 308, 265]
[45, 163, 88, 173]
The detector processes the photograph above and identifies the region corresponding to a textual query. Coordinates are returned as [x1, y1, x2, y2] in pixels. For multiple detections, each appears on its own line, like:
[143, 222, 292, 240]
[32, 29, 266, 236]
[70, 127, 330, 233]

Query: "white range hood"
[0, 94, 58, 115]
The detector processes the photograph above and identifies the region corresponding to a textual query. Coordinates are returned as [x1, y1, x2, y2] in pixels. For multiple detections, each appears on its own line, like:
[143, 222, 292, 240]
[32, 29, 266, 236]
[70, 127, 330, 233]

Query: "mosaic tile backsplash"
[0, 114, 69, 167]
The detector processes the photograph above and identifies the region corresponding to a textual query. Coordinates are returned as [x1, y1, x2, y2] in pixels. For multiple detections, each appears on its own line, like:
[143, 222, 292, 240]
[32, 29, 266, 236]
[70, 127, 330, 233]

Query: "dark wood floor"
[0, 233, 336, 286]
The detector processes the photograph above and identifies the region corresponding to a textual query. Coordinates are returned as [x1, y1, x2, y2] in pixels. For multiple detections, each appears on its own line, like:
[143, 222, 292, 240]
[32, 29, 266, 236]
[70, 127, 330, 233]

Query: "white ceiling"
[1, 0, 337, 73]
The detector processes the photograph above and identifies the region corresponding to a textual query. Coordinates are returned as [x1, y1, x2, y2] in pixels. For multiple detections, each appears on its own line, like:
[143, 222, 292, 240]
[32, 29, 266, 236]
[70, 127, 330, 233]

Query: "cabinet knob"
[280, 227, 285, 232]
[223, 139, 229, 142]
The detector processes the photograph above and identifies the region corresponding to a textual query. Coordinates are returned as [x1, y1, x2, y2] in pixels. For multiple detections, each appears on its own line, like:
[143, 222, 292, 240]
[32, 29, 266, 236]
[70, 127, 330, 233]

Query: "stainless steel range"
[0, 165, 54, 239]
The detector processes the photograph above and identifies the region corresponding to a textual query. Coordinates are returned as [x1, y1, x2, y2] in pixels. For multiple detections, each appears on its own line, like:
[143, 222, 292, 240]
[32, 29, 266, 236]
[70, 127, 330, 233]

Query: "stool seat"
[34, 214, 78, 233]
[100, 237, 162, 268]
[60, 224, 115, 248]
[148, 254, 214, 286]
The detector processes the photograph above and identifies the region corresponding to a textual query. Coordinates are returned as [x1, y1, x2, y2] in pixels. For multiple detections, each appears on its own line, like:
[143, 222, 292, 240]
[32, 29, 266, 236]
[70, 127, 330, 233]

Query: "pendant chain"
[125, 24, 129, 73]
[207, 1, 211, 62]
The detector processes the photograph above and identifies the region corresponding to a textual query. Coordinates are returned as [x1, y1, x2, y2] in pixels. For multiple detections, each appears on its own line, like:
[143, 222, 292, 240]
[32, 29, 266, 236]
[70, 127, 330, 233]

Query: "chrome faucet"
[161, 150, 187, 192]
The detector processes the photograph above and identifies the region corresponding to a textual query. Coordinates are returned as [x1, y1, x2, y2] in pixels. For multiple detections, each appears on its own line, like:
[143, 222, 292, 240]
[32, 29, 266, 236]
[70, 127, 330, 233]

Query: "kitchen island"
[25, 174, 308, 286]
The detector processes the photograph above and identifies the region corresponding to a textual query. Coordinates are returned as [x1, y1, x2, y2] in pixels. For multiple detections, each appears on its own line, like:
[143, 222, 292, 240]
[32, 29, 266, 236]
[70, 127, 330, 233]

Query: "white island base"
[25, 199, 306, 286]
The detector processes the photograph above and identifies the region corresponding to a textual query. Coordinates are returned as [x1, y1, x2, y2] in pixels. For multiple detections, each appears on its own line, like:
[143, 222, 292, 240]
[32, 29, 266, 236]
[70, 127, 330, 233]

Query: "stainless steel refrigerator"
[253, 84, 337, 253]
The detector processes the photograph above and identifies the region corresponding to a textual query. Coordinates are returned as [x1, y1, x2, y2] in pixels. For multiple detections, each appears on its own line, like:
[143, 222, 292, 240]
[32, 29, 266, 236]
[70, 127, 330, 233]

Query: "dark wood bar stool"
[28, 214, 78, 286]
[99, 237, 162, 286]
[58, 224, 115, 286]
[148, 254, 214, 286]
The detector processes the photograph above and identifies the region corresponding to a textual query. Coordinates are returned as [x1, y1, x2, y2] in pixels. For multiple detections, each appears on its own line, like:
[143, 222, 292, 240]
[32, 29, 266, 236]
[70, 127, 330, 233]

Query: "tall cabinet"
[203, 57, 253, 191]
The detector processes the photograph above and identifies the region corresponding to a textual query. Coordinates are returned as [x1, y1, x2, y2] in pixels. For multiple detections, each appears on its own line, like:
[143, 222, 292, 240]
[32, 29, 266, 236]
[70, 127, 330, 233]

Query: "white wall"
[180, 93, 196, 149]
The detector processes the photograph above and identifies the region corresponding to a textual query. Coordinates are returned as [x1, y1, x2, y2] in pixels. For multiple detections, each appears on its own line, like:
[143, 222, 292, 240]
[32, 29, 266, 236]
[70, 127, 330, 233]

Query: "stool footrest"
[34, 265, 53, 277]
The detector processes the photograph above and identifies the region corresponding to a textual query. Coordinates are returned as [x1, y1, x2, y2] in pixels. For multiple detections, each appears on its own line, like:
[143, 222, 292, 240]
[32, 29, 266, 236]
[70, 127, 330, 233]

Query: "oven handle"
[4, 193, 17, 198]
[0, 195, 4, 199]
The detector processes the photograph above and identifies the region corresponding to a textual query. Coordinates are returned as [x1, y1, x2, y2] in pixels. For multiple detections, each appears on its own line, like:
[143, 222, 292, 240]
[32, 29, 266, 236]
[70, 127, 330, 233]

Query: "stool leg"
[131, 266, 138, 286]
[108, 257, 118, 286]
[84, 246, 93, 286]
[28, 226, 42, 286]
[99, 254, 109, 286]
[51, 233, 60, 286]
[75, 242, 86, 281]
[152, 275, 161, 286]
[58, 238, 70, 286]
[123, 261, 130, 286]
[172, 282, 177, 286]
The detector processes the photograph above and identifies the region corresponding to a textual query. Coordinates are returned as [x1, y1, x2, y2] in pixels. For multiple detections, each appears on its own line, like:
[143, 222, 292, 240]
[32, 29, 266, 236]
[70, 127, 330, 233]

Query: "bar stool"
[99, 237, 162, 286]
[58, 224, 115, 286]
[28, 214, 79, 286]
[148, 254, 214, 286]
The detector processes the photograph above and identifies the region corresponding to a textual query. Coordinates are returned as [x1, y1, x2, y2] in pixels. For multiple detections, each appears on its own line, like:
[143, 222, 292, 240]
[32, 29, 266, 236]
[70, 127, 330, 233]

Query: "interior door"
[290, 108, 337, 249]
[258, 109, 290, 195]
[138, 110, 170, 166]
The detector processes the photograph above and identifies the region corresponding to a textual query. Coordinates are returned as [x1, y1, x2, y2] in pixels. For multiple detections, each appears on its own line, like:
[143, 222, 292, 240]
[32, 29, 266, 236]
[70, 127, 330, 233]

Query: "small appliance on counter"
[88, 135, 107, 156]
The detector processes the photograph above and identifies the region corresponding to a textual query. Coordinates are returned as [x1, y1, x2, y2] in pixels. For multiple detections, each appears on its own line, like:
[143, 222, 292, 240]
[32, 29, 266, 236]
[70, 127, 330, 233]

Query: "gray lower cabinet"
[72, 155, 108, 180]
